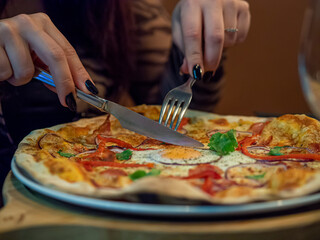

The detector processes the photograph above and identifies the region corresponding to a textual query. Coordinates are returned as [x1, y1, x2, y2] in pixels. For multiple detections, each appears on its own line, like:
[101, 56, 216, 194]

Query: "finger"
[43, 83, 57, 93]
[0, 47, 12, 81]
[31, 13, 97, 95]
[223, 0, 238, 47]
[236, 1, 250, 43]
[16, 15, 75, 107]
[31, 51, 50, 71]
[2, 34, 34, 86]
[171, 18, 189, 74]
[180, 58, 188, 74]
[29, 32, 75, 107]
[203, 0, 224, 71]
[180, 1, 203, 74]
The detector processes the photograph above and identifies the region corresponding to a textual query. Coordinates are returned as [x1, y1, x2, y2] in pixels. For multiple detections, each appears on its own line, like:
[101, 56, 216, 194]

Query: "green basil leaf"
[129, 170, 147, 180]
[146, 169, 161, 176]
[116, 149, 133, 160]
[208, 129, 238, 155]
[246, 172, 266, 180]
[268, 146, 284, 156]
[129, 169, 161, 181]
[57, 150, 75, 158]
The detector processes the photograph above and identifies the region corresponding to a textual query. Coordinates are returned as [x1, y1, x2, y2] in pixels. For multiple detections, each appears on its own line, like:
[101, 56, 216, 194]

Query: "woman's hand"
[172, 0, 250, 76]
[0, 13, 98, 110]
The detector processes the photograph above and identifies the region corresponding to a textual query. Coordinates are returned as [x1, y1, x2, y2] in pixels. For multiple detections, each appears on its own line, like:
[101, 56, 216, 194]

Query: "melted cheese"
[44, 157, 85, 182]
[258, 114, 320, 149]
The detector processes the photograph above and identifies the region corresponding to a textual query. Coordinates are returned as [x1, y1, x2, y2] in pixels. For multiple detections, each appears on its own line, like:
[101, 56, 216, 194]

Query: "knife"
[33, 68, 204, 147]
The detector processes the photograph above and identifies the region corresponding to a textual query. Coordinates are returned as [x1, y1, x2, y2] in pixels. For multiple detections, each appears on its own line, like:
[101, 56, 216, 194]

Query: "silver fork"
[158, 65, 202, 131]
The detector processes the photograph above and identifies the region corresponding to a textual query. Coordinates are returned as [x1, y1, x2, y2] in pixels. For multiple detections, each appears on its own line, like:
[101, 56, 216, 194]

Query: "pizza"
[14, 105, 320, 204]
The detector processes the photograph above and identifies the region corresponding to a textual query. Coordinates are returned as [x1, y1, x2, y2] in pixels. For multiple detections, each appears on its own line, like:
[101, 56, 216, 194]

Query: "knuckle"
[48, 46, 66, 62]
[63, 46, 77, 58]
[184, 28, 201, 41]
[206, 31, 224, 45]
[188, 51, 202, 65]
[33, 12, 51, 24]
[224, 0, 237, 10]
[73, 66, 87, 77]
[14, 67, 35, 83]
[14, 14, 33, 26]
[0, 68, 12, 81]
[0, 21, 16, 37]
[241, 1, 250, 12]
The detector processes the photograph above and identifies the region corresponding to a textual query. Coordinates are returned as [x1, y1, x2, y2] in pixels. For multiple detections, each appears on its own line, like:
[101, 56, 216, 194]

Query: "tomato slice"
[249, 121, 270, 136]
[201, 177, 214, 194]
[184, 164, 222, 180]
[177, 117, 190, 131]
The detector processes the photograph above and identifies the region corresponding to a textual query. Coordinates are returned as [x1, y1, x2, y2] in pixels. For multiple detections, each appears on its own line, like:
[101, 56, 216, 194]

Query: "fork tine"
[169, 101, 183, 129]
[158, 97, 172, 124]
[174, 102, 189, 131]
[164, 99, 177, 126]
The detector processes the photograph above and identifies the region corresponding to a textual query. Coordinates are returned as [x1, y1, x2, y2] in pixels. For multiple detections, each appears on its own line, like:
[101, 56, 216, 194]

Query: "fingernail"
[203, 71, 214, 82]
[85, 80, 99, 95]
[65, 93, 77, 112]
[193, 64, 202, 81]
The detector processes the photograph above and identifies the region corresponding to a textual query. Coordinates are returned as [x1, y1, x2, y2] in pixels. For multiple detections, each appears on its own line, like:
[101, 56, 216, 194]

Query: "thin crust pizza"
[14, 105, 320, 204]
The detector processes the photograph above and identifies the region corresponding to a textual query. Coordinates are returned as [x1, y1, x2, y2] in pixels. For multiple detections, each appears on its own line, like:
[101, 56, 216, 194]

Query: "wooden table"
[1, 171, 320, 240]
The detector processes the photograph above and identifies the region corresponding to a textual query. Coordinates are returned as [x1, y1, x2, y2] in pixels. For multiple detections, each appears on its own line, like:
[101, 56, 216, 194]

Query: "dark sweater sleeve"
[160, 43, 225, 112]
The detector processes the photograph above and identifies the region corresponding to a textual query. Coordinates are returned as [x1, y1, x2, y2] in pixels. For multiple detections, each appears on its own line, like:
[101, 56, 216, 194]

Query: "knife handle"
[33, 67, 108, 112]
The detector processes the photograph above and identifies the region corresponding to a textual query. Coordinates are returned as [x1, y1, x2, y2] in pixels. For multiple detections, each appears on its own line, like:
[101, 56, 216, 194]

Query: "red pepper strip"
[201, 177, 215, 195]
[83, 163, 93, 171]
[183, 170, 222, 180]
[83, 139, 107, 158]
[82, 138, 116, 161]
[248, 121, 270, 136]
[97, 135, 132, 148]
[177, 117, 190, 131]
[80, 160, 154, 168]
[97, 135, 154, 151]
[241, 136, 320, 161]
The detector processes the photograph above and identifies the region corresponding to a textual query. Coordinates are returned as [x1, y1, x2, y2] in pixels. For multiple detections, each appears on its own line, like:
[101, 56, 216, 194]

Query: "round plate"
[11, 159, 320, 217]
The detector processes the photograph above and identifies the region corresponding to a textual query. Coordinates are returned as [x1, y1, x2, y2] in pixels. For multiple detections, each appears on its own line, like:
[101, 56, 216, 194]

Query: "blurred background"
[164, 0, 311, 116]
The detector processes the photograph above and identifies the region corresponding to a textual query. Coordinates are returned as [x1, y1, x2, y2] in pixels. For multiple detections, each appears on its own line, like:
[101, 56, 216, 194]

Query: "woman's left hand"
[171, 0, 251, 76]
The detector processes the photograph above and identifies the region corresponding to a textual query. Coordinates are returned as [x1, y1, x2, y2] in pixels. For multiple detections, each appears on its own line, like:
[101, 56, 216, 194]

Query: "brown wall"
[163, 0, 311, 116]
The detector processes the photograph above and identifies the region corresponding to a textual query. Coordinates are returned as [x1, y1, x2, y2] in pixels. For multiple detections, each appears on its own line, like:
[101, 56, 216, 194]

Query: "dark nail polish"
[65, 93, 77, 112]
[85, 80, 99, 95]
[192, 64, 202, 81]
[203, 71, 214, 82]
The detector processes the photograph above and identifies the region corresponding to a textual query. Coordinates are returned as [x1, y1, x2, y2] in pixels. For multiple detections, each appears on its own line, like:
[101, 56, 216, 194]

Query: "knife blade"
[34, 68, 204, 147]
[106, 101, 204, 147]
[77, 90, 203, 147]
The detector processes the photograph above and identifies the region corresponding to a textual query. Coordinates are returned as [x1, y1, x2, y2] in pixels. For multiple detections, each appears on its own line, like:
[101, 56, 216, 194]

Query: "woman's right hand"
[0, 13, 98, 111]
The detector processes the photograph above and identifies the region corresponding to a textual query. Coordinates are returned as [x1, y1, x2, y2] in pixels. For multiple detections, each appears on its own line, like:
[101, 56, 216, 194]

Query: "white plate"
[11, 159, 320, 217]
